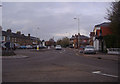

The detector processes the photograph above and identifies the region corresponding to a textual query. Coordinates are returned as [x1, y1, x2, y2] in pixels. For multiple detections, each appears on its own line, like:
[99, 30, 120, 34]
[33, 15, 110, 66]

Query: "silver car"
[55, 45, 62, 50]
[84, 46, 96, 54]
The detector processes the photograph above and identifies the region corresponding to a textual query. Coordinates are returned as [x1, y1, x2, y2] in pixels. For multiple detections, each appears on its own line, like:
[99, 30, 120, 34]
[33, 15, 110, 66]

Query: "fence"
[107, 48, 120, 55]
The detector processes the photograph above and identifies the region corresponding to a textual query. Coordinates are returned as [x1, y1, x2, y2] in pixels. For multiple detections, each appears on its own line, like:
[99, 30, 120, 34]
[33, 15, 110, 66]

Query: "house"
[70, 33, 89, 48]
[1, 28, 40, 46]
[89, 32, 95, 46]
[45, 38, 56, 47]
[93, 22, 112, 51]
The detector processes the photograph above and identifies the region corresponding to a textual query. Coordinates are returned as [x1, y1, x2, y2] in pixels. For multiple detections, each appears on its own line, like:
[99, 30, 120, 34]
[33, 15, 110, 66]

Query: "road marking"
[59, 49, 66, 54]
[59, 52, 62, 53]
[92, 71, 118, 78]
[76, 53, 79, 56]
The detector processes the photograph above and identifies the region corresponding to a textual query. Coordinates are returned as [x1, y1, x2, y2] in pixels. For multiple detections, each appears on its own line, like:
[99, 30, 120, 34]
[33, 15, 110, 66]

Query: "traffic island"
[2, 50, 16, 56]
[31, 48, 51, 52]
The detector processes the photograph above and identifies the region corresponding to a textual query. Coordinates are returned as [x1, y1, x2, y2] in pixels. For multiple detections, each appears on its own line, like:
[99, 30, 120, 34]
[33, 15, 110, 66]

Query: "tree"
[61, 37, 70, 47]
[105, 1, 120, 47]
[56, 37, 70, 48]
[49, 38, 55, 46]
[56, 39, 62, 45]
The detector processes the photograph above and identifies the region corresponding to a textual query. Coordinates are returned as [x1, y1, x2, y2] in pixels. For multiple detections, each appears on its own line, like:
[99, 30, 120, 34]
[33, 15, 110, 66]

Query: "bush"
[103, 35, 119, 48]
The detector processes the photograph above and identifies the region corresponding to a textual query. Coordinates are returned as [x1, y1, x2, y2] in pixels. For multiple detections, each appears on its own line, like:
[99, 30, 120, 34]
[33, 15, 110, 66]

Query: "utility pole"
[74, 17, 80, 49]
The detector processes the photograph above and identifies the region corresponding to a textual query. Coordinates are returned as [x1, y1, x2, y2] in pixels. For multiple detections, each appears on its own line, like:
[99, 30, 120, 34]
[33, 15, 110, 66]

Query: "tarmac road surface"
[2, 48, 119, 82]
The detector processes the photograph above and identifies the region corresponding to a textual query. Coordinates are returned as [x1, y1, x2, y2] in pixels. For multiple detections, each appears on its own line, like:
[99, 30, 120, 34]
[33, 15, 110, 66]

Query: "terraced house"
[2, 28, 40, 46]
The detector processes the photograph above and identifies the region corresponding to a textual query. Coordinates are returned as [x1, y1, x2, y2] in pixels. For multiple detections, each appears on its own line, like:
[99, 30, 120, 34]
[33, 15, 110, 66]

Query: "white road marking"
[76, 53, 79, 56]
[92, 71, 118, 78]
[59, 49, 66, 54]
[59, 52, 62, 53]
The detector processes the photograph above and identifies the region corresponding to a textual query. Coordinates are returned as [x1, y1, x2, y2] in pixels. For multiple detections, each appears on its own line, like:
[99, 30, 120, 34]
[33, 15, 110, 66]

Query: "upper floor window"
[7, 36, 10, 41]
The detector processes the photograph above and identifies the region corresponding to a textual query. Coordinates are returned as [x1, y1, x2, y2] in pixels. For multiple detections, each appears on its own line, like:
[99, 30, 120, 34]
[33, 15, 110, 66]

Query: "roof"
[70, 34, 89, 40]
[2, 30, 40, 41]
[95, 22, 110, 27]
[80, 35, 89, 39]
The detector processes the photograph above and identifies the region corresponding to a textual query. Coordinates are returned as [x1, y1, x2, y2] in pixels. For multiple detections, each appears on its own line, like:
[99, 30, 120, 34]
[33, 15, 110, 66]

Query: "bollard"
[48, 46, 50, 49]
[37, 45, 39, 51]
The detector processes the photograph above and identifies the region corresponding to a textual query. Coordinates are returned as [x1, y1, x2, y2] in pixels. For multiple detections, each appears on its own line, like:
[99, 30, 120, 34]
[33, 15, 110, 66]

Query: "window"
[12, 38, 14, 42]
[7, 36, 10, 41]
[15, 38, 17, 42]
[2, 36, 5, 41]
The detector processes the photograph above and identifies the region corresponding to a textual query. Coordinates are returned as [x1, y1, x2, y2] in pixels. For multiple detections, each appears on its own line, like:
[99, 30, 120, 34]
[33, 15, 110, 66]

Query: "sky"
[2, 2, 111, 41]
[0, 1, 2, 26]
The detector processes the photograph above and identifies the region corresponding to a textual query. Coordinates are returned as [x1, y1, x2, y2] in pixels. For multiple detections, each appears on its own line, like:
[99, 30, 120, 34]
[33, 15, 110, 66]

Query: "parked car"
[14, 43, 20, 49]
[40, 45, 46, 49]
[69, 44, 74, 48]
[84, 45, 96, 54]
[55, 45, 62, 50]
[79, 46, 85, 53]
[20, 45, 26, 49]
[33, 45, 37, 49]
[26, 45, 33, 49]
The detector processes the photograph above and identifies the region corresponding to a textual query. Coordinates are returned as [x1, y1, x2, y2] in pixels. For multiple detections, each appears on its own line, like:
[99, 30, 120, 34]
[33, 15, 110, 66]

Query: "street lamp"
[74, 17, 80, 49]
[36, 27, 40, 45]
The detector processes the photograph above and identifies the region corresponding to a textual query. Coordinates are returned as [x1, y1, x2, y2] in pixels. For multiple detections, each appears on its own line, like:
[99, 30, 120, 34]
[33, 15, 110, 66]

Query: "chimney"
[7, 29, 11, 33]
[28, 34, 30, 37]
[78, 33, 80, 36]
[16, 31, 21, 35]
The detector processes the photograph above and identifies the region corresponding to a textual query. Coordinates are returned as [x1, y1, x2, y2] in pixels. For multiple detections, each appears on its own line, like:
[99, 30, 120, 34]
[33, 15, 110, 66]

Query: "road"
[2, 48, 119, 82]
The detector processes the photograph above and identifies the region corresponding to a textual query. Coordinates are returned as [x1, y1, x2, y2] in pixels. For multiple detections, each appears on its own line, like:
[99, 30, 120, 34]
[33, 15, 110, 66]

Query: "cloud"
[2, 2, 110, 41]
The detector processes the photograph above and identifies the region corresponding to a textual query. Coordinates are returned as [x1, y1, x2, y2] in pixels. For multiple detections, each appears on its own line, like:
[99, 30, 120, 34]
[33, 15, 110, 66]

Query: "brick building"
[89, 32, 95, 46]
[70, 33, 89, 49]
[93, 22, 112, 37]
[92, 22, 112, 51]
[1, 28, 40, 46]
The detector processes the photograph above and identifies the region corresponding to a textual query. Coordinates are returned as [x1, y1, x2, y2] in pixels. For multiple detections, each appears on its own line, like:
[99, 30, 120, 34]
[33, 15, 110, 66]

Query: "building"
[89, 32, 95, 46]
[70, 33, 89, 48]
[92, 22, 112, 51]
[2, 28, 40, 46]
[45, 38, 56, 47]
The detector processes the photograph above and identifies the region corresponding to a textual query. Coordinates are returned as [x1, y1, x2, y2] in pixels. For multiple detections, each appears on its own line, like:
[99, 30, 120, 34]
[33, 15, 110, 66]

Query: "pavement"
[0, 48, 50, 59]
[71, 48, 119, 61]
[83, 54, 119, 61]
[0, 55, 29, 59]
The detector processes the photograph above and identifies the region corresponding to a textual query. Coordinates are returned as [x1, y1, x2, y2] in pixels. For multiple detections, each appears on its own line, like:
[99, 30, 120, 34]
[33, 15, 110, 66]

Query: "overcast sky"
[2, 2, 111, 41]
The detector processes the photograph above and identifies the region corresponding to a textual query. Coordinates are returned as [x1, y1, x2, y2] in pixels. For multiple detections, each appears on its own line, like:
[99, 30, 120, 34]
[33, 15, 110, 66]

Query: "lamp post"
[74, 17, 80, 49]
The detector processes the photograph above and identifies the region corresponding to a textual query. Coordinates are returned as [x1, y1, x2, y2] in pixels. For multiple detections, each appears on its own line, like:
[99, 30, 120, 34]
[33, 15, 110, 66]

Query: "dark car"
[79, 46, 85, 53]
[69, 44, 74, 48]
